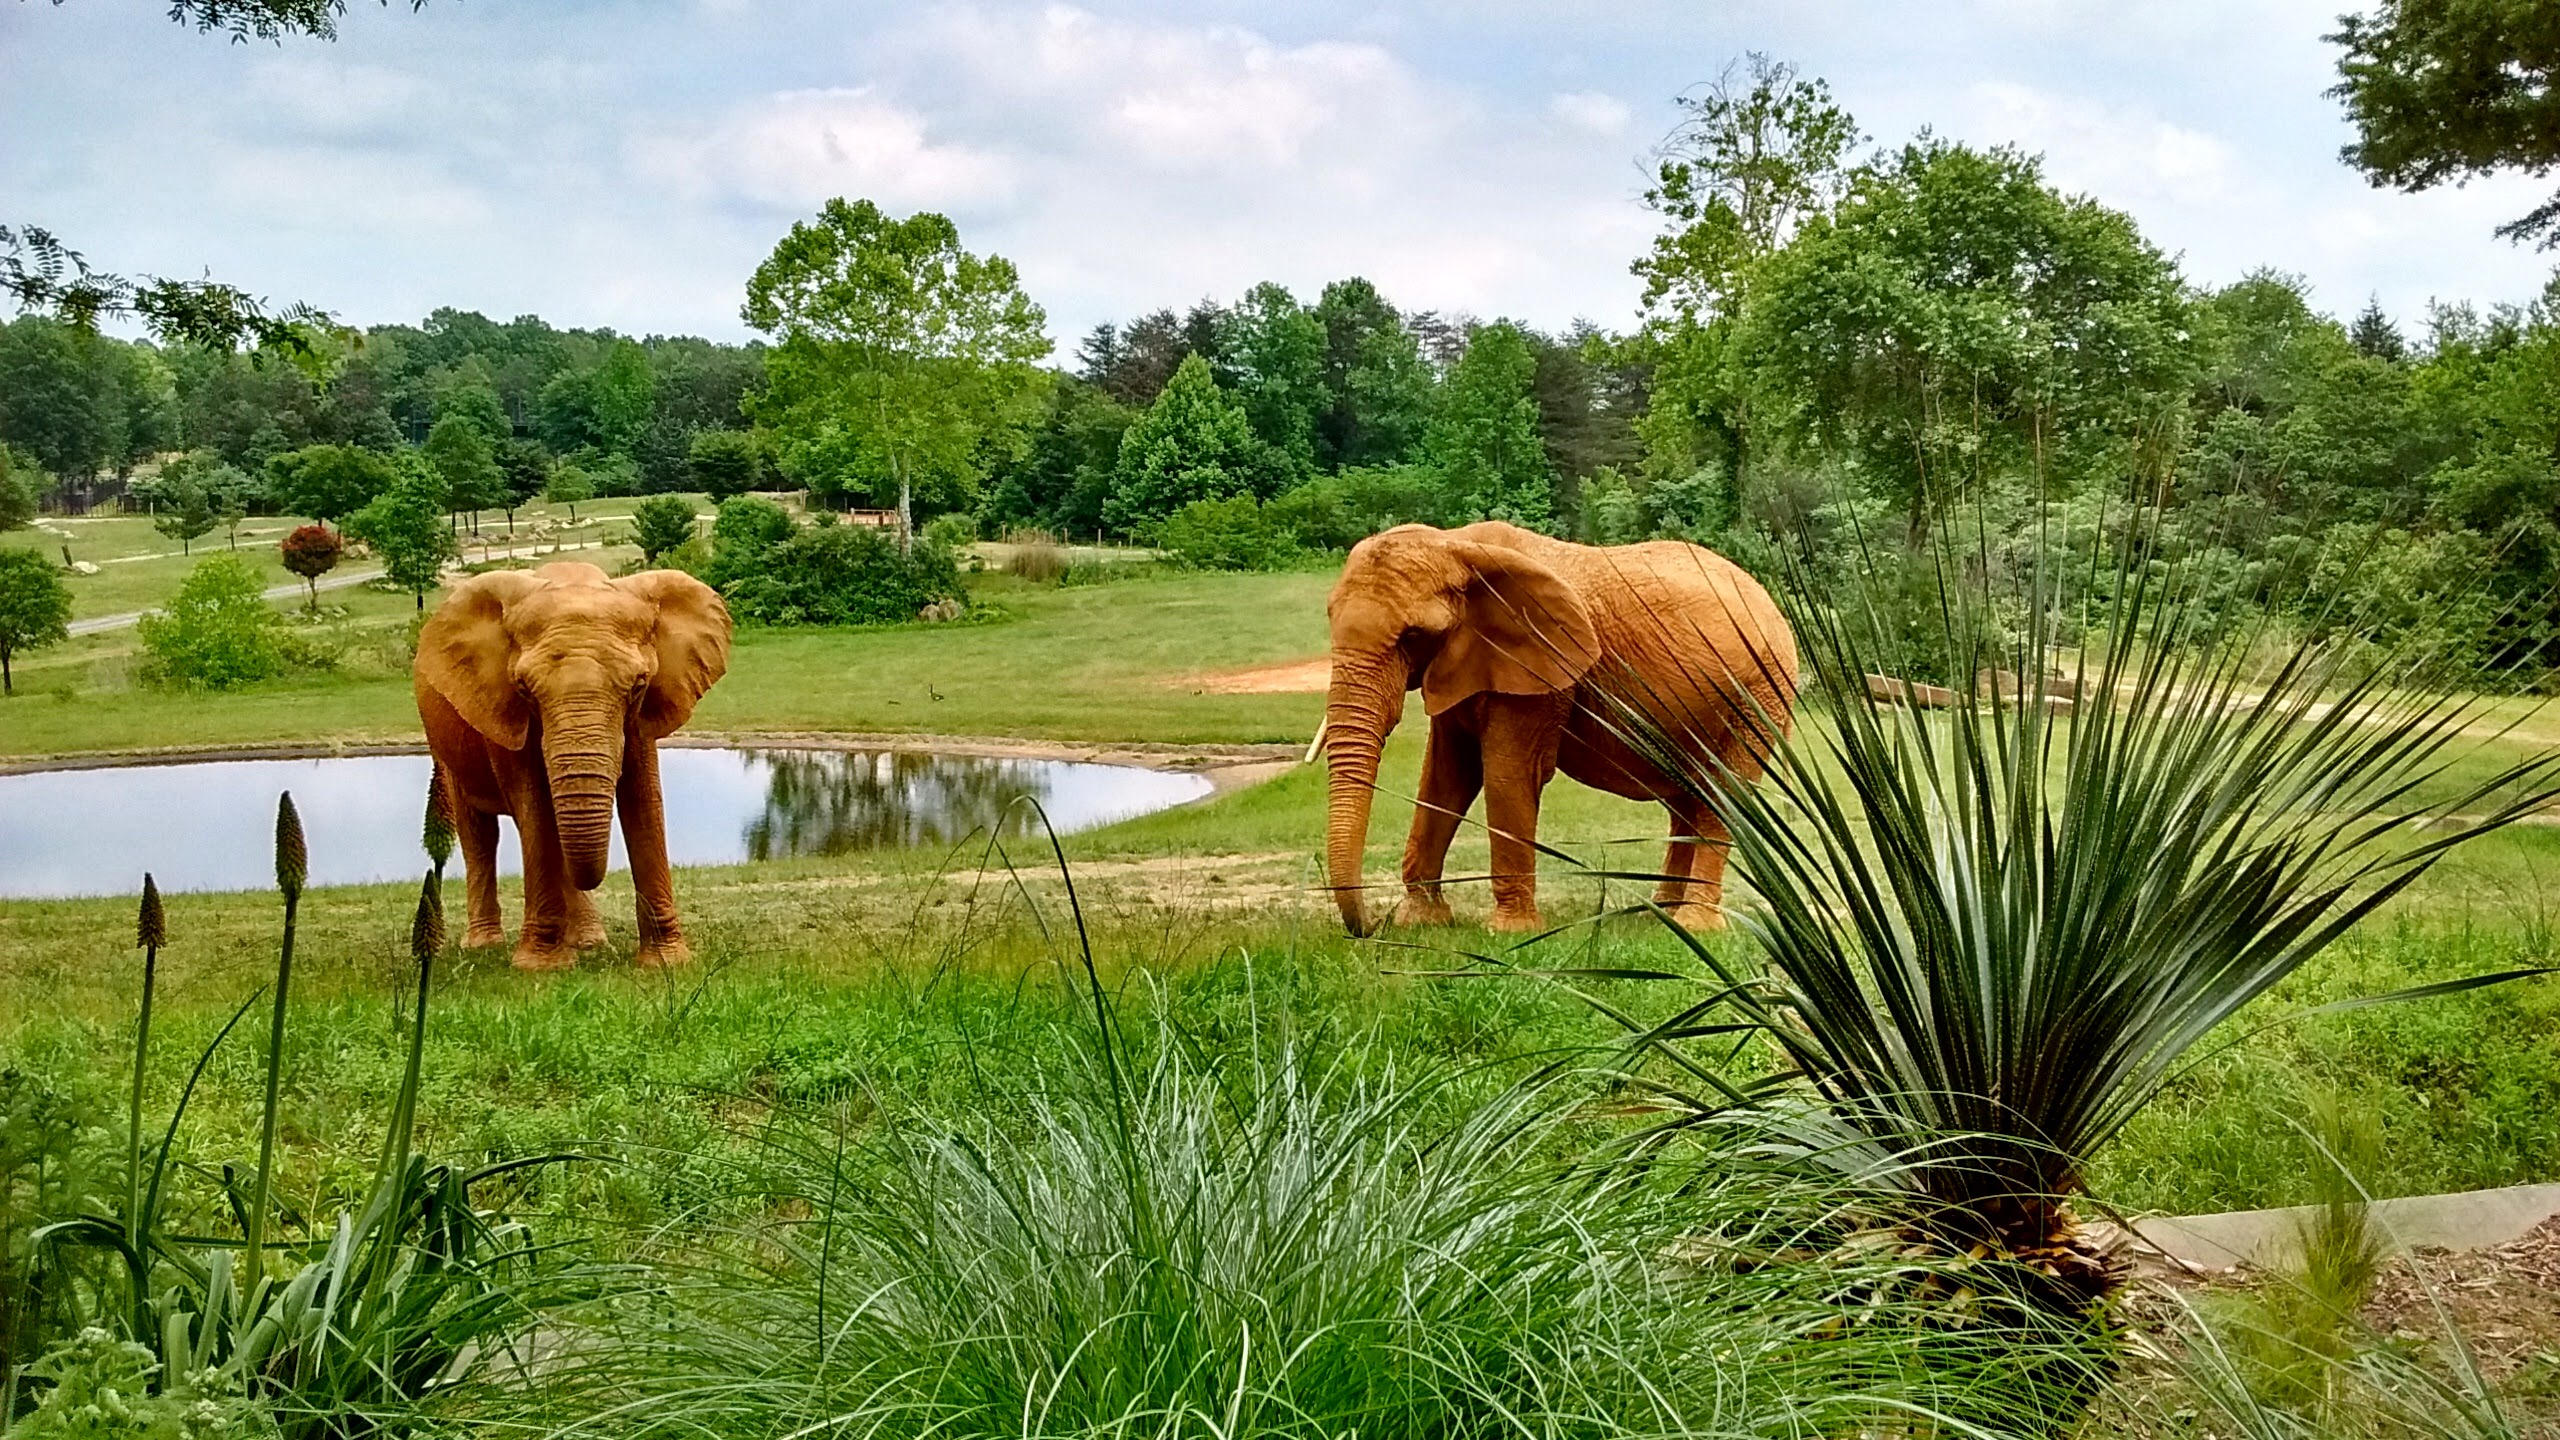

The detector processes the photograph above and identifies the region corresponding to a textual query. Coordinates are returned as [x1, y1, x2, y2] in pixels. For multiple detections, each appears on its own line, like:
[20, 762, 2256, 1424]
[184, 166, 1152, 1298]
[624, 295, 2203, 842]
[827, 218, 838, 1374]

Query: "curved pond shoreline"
[0, 730, 1307, 793]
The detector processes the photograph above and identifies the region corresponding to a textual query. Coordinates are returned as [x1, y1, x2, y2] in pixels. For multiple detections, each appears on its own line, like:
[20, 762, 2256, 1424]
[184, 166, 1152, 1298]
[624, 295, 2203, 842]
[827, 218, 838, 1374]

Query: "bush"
[0, 444, 42, 531]
[1, 1070, 115, 1407]
[704, 496, 796, 590]
[722, 520, 962, 626]
[1264, 465, 1440, 550]
[628, 495, 698, 563]
[138, 554, 295, 689]
[688, 429, 762, 503]
[1001, 528, 1068, 583]
[920, 512, 977, 551]
[1158, 494, 1302, 571]
[276, 523, 342, 609]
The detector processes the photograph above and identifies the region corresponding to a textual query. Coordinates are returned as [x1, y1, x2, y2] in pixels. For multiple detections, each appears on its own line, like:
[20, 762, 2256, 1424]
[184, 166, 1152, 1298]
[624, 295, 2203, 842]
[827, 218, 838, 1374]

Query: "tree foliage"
[346, 467, 456, 609]
[0, 547, 71, 695]
[137, 553, 290, 689]
[689, 428, 762, 503]
[1106, 354, 1275, 535]
[1428, 322, 1555, 526]
[743, 198, 1050, 531]
[279, 522, 344, 609]
[265, 444, 397, 525]
[2331, 0, 2560, 244]
[629, 495, 698, 563]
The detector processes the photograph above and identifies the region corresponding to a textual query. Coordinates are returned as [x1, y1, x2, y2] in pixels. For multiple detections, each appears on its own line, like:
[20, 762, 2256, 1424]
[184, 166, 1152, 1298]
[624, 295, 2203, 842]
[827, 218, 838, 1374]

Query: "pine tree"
[1105, 355, 1274, 536]
[1427, 322, 1555, 527]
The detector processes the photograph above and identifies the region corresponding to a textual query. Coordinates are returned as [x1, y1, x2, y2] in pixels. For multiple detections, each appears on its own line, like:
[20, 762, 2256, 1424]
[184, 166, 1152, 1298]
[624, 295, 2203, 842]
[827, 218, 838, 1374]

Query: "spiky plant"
[1576, 516, 2560, 1319]
[245, 792, 306, 1281]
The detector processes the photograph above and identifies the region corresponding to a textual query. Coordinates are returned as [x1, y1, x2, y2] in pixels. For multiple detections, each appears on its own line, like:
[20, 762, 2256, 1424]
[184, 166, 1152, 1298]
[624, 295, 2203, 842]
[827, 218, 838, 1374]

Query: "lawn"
[4, 551, 2558, 1231]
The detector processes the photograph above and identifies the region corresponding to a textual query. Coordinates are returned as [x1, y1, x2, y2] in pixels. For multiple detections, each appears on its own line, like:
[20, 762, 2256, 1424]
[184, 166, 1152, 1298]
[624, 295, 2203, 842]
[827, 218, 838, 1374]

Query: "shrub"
[920, 511, 977, 551]
[0, 444, 41, 531]
[1158, 494, 1301, 571]
[1, 1070, 115, 1411]
[542, 462, 596, 519]
[1001, 528, 1067, 583]
[704, 496, 796, 590]
[722, 520, 962, 626]
[628, 495, 698, 564]
[1264, 465, 1439, 550]
[137, 554, 291, 689]
[16, 1328, 272, 1439]
[688, 429, 762, 503]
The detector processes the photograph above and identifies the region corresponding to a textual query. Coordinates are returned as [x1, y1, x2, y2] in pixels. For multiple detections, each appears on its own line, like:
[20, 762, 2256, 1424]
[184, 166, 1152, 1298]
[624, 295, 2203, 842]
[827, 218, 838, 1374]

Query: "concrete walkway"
[2115, 1182, 2560, 1271]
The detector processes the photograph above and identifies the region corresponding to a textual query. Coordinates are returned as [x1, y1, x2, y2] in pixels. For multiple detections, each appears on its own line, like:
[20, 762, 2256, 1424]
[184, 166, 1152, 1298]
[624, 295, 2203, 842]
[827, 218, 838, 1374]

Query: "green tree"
[744, 198, 1051, 544]
[0, 547, 71, 695]
[543, 461, 595, 520]
[1107, 354, 1273, 536]
[494, 435, 551, 524]
[1224, 282, 1328, 478]
[1638, 54, 1862, 326]
[0, 444, 42, 530]
[432, 358, 511, 443]
[629, 494, 698, 563]
[984, 380, 1136, 537]
[2331, 0, 2560, 244]
[1743, 138, 2192, 530]
[150, 469, 219, 556]
[1427, 322, 1555, 526]
[346, 467, 457, 610]
[265, 443, 398, 526]
[0, 317, 113, 482]
[706, 494, 798, 589]
[689, 428, 762, 502]
[137, 553, 288, 688]
[1313, 279, 1433, 469]
[423, 414, 506, 533]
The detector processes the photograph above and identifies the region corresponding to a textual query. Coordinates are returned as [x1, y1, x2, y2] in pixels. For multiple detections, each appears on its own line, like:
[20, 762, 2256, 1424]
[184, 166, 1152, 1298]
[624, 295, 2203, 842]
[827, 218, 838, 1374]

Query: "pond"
[0, 748, 1218, 899]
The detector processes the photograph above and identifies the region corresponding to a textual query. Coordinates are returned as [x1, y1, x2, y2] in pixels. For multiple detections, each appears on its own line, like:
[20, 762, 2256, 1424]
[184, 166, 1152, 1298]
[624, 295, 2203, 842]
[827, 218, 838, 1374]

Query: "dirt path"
[1176, 656, 1331, 694]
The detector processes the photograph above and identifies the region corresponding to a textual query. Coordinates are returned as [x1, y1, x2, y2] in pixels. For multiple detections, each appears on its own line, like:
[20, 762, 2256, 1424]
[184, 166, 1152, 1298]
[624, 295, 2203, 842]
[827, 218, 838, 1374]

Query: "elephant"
[1321, 522, 1797, 936]
[414, 561, 731, 970]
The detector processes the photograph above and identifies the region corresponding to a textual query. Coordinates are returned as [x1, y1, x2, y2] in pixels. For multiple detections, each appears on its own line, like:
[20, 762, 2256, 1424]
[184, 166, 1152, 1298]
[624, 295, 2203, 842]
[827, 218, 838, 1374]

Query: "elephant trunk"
[542, 701, 626, 893]
[1323, 650, 1407, 937]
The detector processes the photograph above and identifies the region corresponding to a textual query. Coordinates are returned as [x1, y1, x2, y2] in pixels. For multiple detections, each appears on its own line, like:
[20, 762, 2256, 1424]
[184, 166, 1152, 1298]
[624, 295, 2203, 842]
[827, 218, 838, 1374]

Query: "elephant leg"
[618, 737, 690, 967]
[1397, 718, 1482, 927]
[1480, 700, 1564, 933]
[456, 804, 506, 948]
[501, 774, 576, 972]
[564, 884, 608, 949]
[1658, 799, 1731, 932]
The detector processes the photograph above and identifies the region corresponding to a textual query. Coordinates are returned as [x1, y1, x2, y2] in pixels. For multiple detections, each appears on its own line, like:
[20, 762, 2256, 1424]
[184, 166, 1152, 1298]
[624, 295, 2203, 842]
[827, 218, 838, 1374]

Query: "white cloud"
[638, 87, 1017, 212]
[1550, 90, 1633, 137]
[1960, 81, 2237, 210]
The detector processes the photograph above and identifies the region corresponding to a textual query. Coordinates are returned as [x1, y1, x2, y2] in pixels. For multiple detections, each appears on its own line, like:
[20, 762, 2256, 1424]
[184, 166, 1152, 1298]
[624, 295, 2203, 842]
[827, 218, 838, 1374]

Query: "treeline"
[0, 307, 767, 519]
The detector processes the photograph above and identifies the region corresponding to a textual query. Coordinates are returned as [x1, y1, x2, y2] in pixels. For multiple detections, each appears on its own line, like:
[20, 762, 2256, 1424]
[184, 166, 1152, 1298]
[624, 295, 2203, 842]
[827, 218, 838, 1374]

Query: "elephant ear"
[622, 569, 732, 738]
[1420, 540, 1600, 717]
[416, 570, 541, 751]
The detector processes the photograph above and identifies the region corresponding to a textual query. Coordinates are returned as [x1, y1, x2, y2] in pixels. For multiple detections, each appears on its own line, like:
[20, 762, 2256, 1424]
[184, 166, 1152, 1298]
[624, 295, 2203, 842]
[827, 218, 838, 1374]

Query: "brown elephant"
[414, 561, 731, 970]
[1322, 522, 1797, 936]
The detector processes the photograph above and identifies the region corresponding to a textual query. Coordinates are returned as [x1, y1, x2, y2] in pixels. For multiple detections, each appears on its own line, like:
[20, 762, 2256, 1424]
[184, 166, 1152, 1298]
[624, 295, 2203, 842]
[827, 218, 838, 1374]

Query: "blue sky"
[4, 0, 2553, 351]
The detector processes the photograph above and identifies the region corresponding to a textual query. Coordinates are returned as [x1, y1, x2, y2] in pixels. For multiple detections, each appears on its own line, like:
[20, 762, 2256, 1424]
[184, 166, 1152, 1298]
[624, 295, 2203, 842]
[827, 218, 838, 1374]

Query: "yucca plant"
[1562, 511, 2560, 1322]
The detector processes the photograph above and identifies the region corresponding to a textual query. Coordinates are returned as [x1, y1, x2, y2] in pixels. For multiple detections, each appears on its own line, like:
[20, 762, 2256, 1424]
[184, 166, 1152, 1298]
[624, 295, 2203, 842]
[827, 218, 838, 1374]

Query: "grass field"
[2, 531, 2557, 1242]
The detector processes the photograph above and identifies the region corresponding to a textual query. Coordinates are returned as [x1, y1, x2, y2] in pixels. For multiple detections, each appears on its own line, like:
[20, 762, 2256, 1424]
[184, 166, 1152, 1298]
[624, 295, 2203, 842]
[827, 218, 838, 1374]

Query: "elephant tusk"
[1303, 718, 1328, 766]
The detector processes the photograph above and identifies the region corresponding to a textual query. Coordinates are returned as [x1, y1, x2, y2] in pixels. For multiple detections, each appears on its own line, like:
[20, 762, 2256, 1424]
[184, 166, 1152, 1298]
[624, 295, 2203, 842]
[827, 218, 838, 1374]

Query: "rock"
[68, 560, 100, 576]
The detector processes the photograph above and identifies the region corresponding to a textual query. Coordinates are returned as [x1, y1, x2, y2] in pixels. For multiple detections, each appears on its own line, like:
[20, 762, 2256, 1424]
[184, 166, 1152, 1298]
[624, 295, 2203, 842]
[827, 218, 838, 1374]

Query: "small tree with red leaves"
[279, 523, 343, 611]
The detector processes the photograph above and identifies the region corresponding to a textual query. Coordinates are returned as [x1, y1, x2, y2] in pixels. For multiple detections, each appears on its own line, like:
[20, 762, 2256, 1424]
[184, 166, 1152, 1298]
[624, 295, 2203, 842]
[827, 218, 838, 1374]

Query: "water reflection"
[0, 747, 1215, 899]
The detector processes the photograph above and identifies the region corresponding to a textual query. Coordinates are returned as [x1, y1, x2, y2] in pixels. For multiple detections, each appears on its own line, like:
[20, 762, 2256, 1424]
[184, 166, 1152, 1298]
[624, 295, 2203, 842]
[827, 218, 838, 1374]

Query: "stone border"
[2103, 1181, 2560, 1273]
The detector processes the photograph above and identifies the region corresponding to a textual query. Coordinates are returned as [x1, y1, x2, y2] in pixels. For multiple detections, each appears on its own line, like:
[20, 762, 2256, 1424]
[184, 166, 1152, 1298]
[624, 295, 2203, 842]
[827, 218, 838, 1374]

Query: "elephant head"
[1322, 525, 1598, 935]
[417, 563, 730, 891]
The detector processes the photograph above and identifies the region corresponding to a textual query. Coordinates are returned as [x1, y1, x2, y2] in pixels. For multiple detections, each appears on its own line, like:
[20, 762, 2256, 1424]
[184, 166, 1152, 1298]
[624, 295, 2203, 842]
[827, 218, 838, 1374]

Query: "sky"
[4, 0, 2555, 354]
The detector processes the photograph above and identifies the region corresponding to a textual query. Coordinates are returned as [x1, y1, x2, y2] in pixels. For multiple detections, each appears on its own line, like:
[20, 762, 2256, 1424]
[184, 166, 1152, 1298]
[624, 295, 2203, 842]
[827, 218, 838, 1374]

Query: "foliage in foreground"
[532, 1003, 2106, 1440]
[1576, 518, 2560, 1319]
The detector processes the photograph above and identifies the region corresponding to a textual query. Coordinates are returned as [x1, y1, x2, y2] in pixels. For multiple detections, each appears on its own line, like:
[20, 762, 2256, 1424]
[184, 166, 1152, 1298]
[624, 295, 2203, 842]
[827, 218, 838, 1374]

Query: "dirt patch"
[1178, 656, 1331, 694]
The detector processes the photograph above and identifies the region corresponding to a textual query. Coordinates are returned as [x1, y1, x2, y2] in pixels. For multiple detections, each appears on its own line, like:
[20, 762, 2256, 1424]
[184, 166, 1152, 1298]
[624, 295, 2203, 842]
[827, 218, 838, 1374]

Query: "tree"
[1224, 283, 1328, 479]
[0, 317, 113, 482]
[1312, 280, 1434, 470]
[1742, 138, 2193, 530]
[2350, 294, 2411, 361]
[494, 435, 552, 527]
[1428, 322, 1556, 526]
[1106, 355, 1274, 536]
[0, 445, 42, 530]
[432, 359, 512, 442]
[151, 471, 219, 556]
[278, 523, 344, 610]
[346, 467, 457, 610]
[689, 428, 762, 502]
[538, 341, 656, 458]
[544, 461, 595, 520]
[1637, 54, 1862, 325]
[0, 547, 71, 695]
[2332, 0, 2560, 245]
[744, 198, 1051, 545]
[629, 495, 698, 564]
[984, 380, 1137, 537]
[265, 443, 398, 526]
[423, 414, 506, 534]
